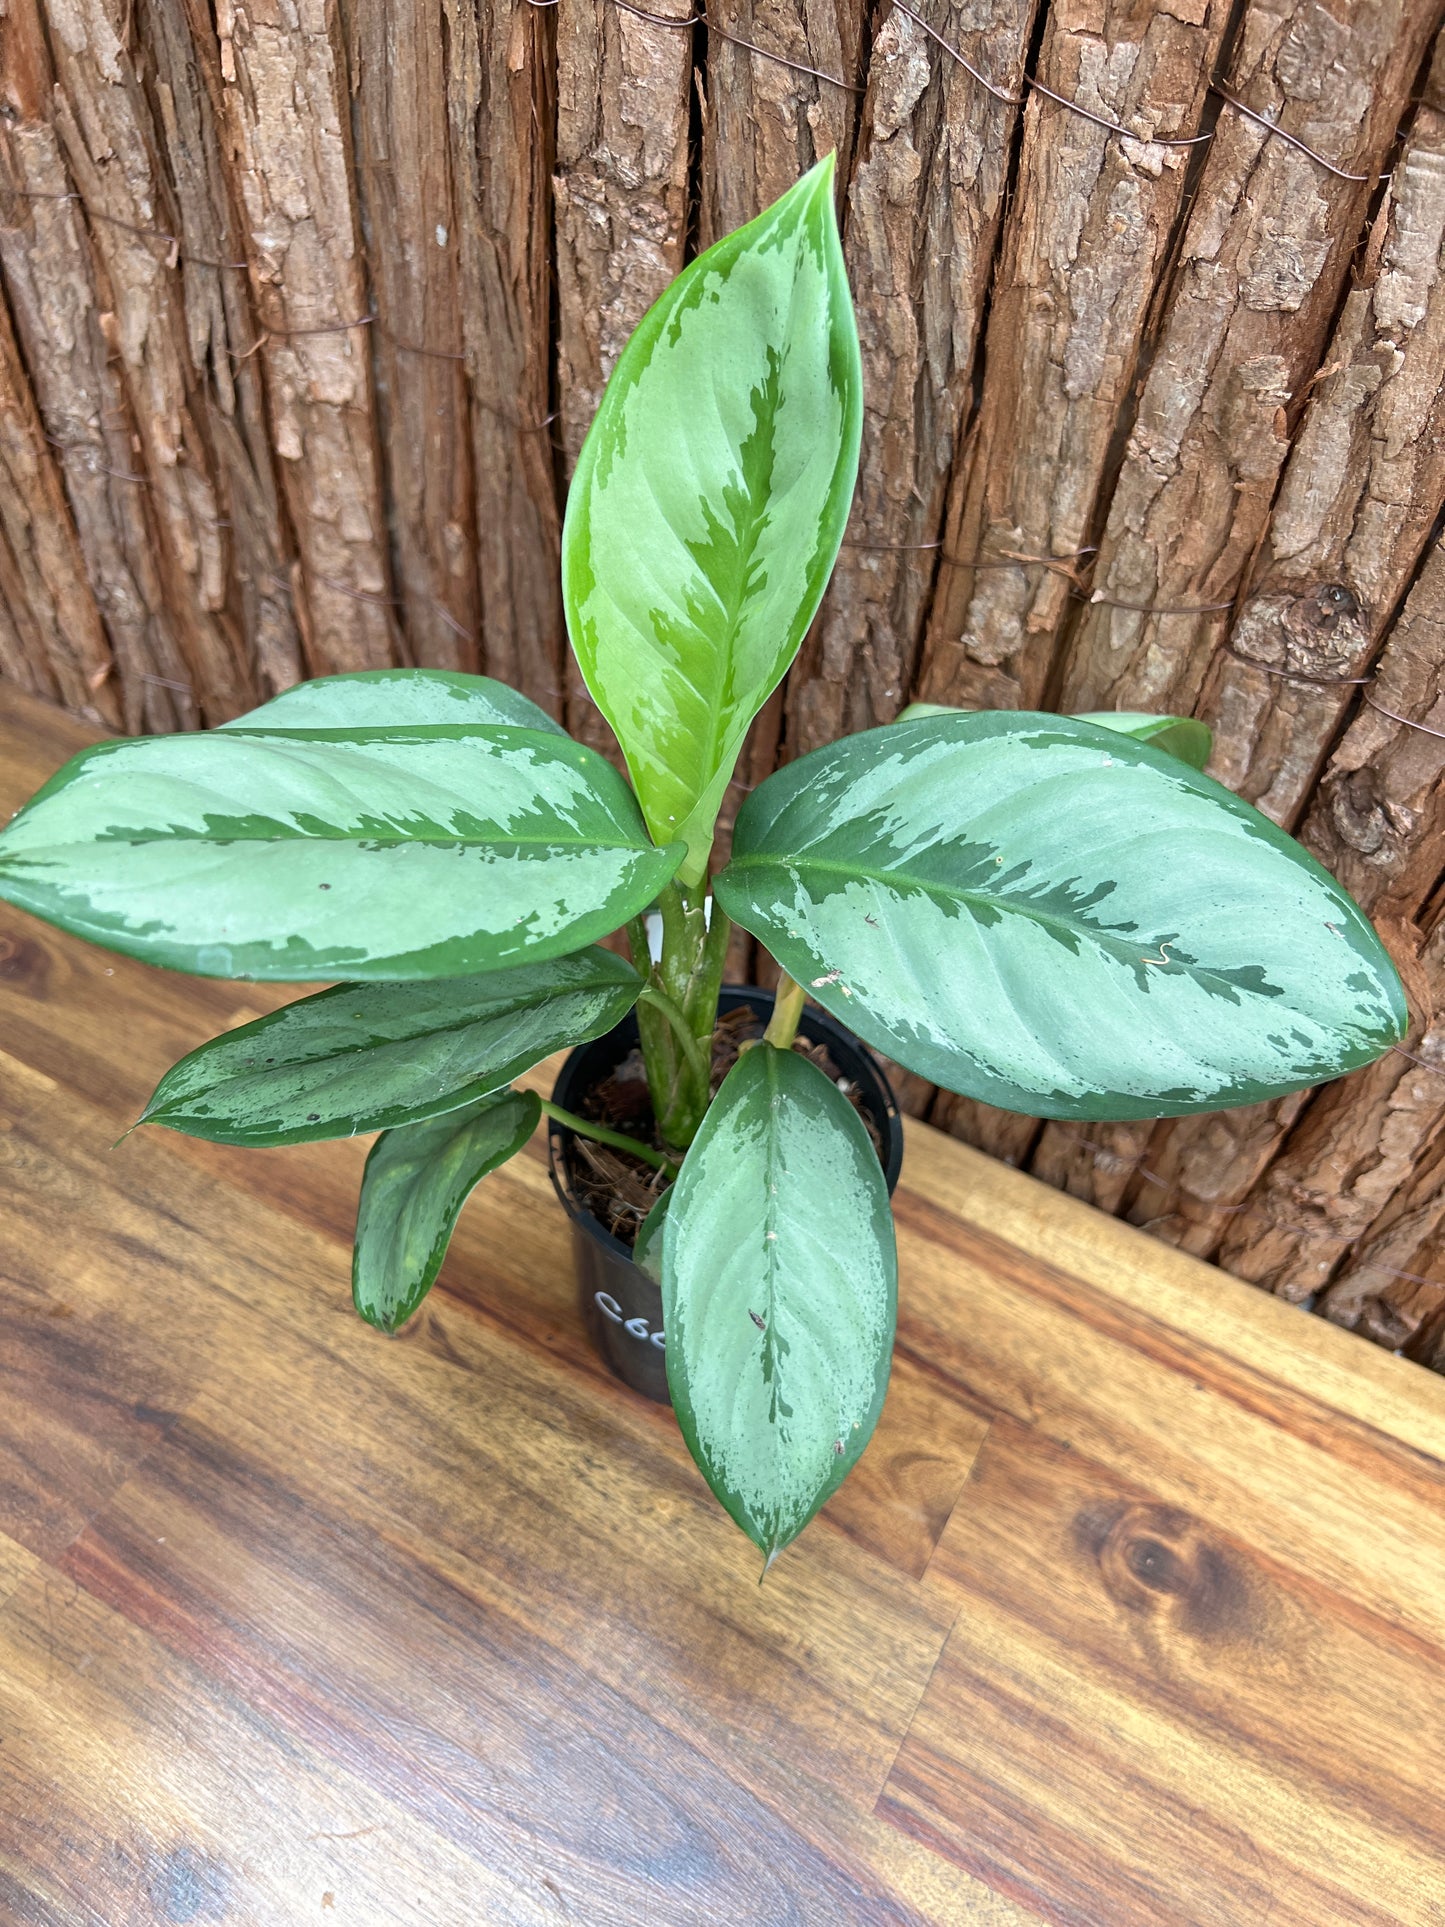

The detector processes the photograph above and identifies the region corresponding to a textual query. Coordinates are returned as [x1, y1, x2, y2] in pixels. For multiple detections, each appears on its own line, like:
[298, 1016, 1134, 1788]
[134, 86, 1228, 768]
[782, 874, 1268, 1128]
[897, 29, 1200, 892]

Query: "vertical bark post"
[444, 0, 566, 714]
[1196, 35, 1445, 830]
[346, 0, 479, 672]
[554, 0, 693, 747]
[787, 0, 1039, 758]
[918, 0, 1232, 714]
[213, 0, 401, 672]
[1060, 0, 1439, 721]
[0, 284, 118, 722]
[0, 0, 194, 731]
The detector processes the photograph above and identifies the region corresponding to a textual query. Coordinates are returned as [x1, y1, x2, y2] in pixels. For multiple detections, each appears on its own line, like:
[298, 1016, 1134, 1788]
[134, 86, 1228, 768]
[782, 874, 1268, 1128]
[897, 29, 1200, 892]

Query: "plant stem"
[540, 1100, 677, 1174]
[763, 972, 806, 1051]
[637, 985, 711, 1091]
[632, 875, 734, 1152]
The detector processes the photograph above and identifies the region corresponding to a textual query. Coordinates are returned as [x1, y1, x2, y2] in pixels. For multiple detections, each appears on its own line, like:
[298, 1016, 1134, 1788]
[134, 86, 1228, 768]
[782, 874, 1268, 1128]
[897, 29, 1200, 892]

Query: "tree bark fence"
[3, 0, 1445, 1363]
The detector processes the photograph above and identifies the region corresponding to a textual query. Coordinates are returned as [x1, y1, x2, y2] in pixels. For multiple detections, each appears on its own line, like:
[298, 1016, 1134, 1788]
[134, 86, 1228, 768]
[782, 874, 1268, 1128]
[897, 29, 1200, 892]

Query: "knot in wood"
[1232, 584, 1366, 681]
[0, 932, 53, 996]
[1075, 1500, 1248, 1640]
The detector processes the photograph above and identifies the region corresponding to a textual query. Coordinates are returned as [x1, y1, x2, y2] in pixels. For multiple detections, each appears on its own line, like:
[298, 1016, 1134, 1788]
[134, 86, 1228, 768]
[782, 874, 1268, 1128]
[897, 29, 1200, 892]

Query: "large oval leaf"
[353, 1088, 541, 1332]
[715, 712, 1407, 1120]
[140, 948, 641, 1146]
[0, 725, 681, 980]
[663, 1044, 896, 1564]
[219, 668, 567, 736]
[563, 156, 862, 887]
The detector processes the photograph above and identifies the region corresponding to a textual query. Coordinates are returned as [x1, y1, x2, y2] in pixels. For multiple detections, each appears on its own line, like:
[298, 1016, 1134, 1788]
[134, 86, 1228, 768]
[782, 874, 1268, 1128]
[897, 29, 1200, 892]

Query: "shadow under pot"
[546, 984, 904, 1404]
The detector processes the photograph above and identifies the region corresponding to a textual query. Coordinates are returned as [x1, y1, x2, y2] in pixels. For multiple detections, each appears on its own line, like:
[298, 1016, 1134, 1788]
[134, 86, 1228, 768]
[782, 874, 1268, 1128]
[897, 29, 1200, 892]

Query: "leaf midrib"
[9, 828, 645, 854]
[732, 852, 1274, 1002]
[162, 990, 605, 1103]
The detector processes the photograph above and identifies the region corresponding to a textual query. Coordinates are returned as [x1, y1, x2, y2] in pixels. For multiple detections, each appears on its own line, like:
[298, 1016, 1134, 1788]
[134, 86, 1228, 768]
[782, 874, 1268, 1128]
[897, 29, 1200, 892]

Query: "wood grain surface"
[1, 685, 1442, 1925]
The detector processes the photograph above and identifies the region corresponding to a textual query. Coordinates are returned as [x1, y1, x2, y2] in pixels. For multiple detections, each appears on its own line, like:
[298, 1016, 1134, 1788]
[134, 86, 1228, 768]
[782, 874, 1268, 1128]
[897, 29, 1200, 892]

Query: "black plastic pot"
[547, 984, 904, 1402]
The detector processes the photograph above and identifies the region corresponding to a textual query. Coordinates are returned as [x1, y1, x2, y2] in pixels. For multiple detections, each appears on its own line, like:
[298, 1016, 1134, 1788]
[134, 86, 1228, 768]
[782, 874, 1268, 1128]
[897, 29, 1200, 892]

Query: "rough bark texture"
[919, 0, 1232, 714]
[1216, 920, 1440, 1300]
[1302, 534, 1445, 926]
[40, 0, 266, 723]
[554, 0, 691, 748]
[0, 283, 117, 722]
[1319, 1135, 1445, 1361]
[214, 0, 399, 672]
[146, 0, 305, 702]
[1121, 535, 1445, 1263]
[785, 0, 1038, 757]
[1014, 0, 1443, 1217]
[4, 0, 1445, 1365]
[701, 0, 866, 244]
[0, 4, 193, 732]
[1060, 0, 1439, 720]
[1200, 39, 1445, 830]
[345, 0, 477, 674]
[447, 0, 565, 716]
[554, 0, 691, 468]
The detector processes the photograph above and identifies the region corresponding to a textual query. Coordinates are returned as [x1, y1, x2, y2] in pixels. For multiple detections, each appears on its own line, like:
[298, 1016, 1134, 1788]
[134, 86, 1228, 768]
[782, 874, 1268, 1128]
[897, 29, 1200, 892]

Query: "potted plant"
[0, 159, 1406, 1569]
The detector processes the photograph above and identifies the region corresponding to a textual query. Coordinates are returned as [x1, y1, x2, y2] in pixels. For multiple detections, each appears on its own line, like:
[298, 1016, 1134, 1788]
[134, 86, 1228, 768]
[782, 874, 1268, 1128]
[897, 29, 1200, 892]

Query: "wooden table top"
[0, 684, 1442, 1927]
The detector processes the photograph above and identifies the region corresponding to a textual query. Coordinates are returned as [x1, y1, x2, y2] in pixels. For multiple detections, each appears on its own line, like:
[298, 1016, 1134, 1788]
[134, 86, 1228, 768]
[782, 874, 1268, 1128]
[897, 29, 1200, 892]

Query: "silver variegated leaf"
[353, 1087, 541, 1333]
[141, 947, 641, 1146]
[219, 667, 567, 736]
[663, 1044, 896, 1563]
[0, 725, 681, 980]
[563, 156, 863, 887]
[715, 711, 1406, 1120]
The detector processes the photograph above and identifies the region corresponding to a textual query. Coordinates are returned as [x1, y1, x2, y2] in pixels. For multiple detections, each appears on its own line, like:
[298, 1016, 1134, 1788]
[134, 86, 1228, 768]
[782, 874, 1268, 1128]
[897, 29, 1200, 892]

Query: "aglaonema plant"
[0, 157, 1408, 1568]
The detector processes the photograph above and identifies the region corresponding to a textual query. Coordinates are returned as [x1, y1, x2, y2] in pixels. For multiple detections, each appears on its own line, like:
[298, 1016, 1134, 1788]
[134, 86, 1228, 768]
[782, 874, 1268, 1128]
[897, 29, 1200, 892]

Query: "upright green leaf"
[898, 701, 1213, 771]
[141, 948, 641, 1146]
[353, 1088, 541, 1332]
[1072, 711, 1212, 771]
[563, 156, 863, 887]
[715, 711, 1406, 1120]
[663, 1045, 896, 1563]
[0, 725, 681, 980]
[219, 668, 567, 736]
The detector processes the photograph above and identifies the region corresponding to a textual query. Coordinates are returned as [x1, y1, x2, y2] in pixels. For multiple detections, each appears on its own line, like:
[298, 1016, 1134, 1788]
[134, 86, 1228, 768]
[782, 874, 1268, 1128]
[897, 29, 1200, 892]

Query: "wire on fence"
[1083, 589, 1235, 615]
[526, 0, 862, 93]
[1224, 644, 1375, 687]
[1362, 693, 1445, 741]
[892, 1, 1383, 183]
[1210, 86, 1377, 183]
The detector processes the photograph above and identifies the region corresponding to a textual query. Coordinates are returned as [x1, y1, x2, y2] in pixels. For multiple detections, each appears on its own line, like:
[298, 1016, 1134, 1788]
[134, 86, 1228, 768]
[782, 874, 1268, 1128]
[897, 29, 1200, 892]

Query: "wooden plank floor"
[1, 684, 1442, 1927]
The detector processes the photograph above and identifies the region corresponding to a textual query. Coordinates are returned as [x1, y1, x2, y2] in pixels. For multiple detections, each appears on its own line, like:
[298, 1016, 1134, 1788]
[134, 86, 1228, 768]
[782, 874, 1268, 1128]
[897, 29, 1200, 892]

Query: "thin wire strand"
[0, 184, 252, 267]
[1388, 1042, 1445, 1075]
[533, 0, 862, 93]
[41, 432, 149, 485]
[892, 3, 1383, 180]
[1224, 644, 1374, 687]
[1211, 85, 1376, 183]
[1086, 590, 1235, 615]
[841, 536, 944, 552]
[1362, 693, 1445, 741]
[893, 1, 1211, 144]
[889, 1, 1021, 107]
[1351, 1260, 1445, 1291]
[1026, 74, 1215, 146]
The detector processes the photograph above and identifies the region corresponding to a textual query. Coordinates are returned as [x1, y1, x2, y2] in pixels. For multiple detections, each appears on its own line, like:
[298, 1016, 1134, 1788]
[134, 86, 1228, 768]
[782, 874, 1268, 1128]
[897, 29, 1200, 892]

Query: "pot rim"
[545, 983, 903, 1267]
